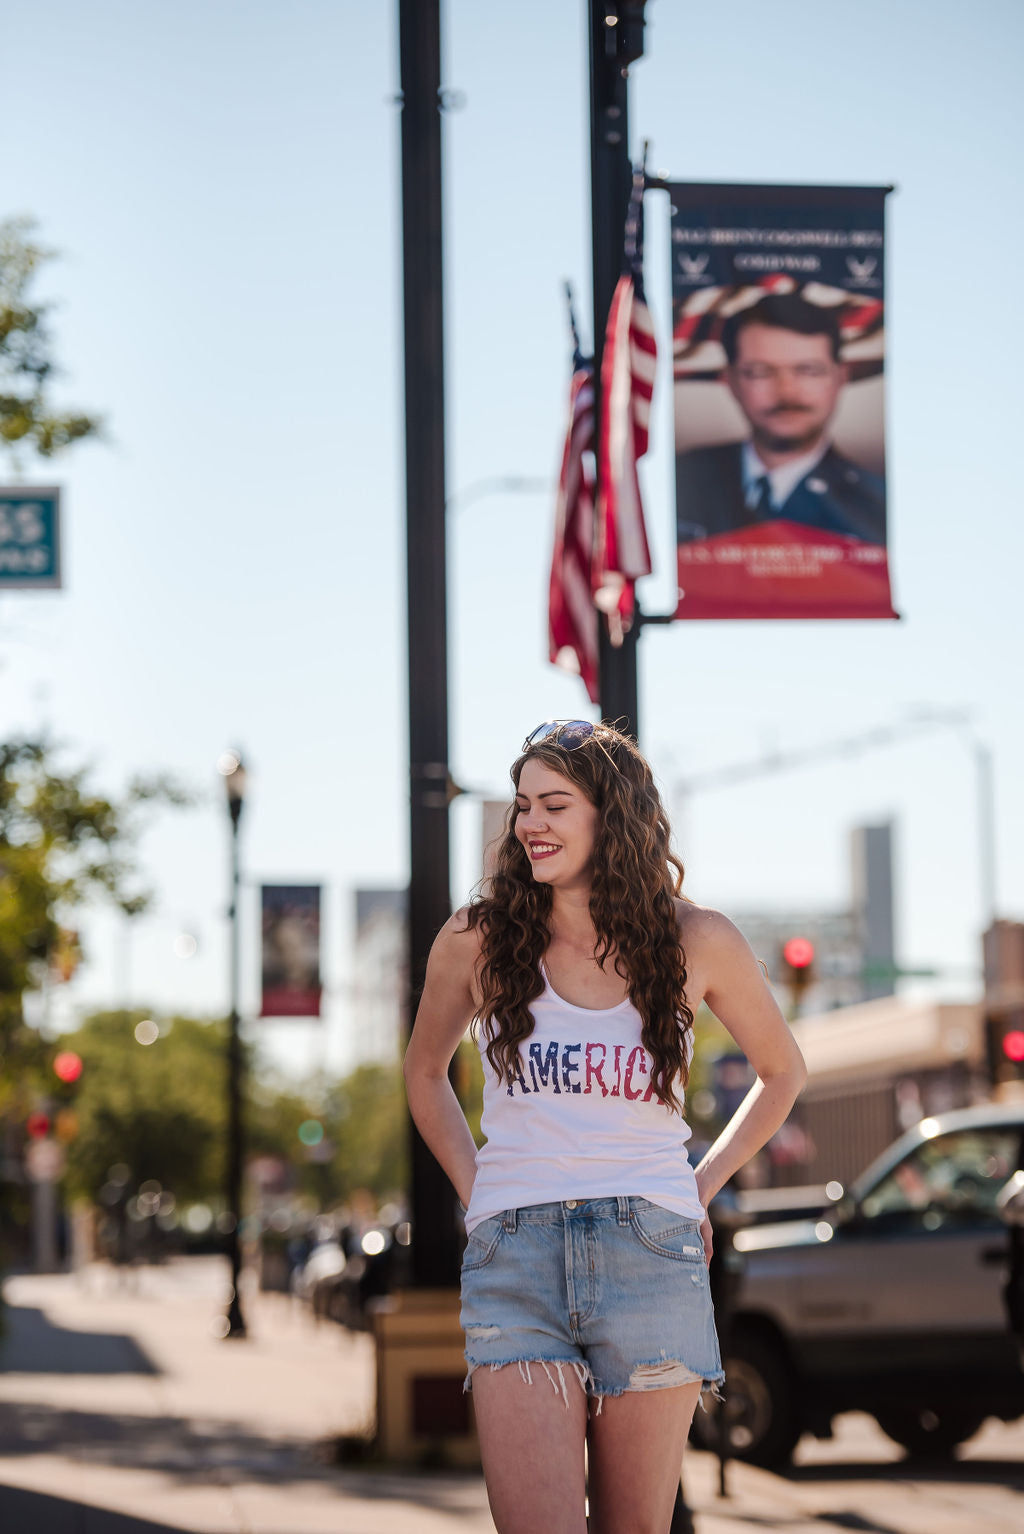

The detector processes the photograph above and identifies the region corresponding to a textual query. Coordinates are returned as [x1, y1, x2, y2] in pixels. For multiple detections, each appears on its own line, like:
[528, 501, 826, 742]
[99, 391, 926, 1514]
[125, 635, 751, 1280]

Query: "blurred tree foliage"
[318, 1038, 483, 1206]
[326, 1062, 408, 1203]
[61, 1010, 229, 1203]
[0, 738, 192, 1116]
[57, 1011, 326, 1207]
[0, 216, 103, 463]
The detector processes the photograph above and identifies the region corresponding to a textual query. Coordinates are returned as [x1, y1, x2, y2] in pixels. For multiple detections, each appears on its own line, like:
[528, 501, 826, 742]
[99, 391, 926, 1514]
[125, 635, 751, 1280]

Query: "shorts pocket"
[461, 1212, 506, 1273]
[629, 1201, 704, 1262]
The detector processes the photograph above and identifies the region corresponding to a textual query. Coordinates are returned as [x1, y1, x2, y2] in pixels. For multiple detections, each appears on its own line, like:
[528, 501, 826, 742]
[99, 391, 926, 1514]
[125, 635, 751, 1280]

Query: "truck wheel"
[875, 1406, 984, 1459]
[691, 1333, 801, 1469]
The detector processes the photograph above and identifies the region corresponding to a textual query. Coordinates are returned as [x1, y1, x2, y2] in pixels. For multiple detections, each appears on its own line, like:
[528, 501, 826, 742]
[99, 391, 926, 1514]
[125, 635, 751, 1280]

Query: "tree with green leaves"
[0, 738, 191, 1113]
[0, 217, 102, 463]
[57, 1009, 320, 1209]
[59, 1010, 230, 1204]
[326, 1062, 409, 1204]
[319, 1039, 484, 1208]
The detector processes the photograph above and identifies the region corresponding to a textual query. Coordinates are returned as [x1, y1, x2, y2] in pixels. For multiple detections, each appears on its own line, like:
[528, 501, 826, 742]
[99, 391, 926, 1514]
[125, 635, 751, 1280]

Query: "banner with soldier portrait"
[669, 184, 896, 620]
[260, 884, 322, 1018]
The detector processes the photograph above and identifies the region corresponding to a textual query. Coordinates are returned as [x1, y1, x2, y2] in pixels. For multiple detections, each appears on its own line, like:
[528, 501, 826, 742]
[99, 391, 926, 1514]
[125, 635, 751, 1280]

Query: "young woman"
[404, 719, 806, 1534]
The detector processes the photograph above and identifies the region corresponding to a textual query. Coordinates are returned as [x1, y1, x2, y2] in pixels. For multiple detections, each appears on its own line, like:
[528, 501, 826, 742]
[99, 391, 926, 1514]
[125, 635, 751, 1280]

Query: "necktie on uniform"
[750, 473, 774, 519]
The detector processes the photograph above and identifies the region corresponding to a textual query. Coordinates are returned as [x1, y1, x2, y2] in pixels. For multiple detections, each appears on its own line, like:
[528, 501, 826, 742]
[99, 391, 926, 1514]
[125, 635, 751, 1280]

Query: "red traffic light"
[1003, 1030, 1024, 1064]
[26, 1111, 51, 1139]
[53, 1051, 83, 1084]
[783, 937, 815, 970]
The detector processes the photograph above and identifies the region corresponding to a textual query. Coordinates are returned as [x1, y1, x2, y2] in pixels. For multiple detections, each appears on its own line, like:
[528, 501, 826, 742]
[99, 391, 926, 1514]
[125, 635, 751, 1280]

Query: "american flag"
[593, 164, 655, 643]
[548, 297, 599, 702]
[674, 276, 885, 385]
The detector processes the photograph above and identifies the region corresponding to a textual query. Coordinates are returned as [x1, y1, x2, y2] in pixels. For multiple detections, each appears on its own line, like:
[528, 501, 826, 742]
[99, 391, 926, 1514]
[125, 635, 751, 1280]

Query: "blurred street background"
[2, 1, 1024, 1529]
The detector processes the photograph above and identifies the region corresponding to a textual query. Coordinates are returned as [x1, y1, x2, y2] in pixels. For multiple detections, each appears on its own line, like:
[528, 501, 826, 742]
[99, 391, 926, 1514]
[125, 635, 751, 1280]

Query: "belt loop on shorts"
[502, 1208, 518, 1233]
[616, 1196, 630, 1225]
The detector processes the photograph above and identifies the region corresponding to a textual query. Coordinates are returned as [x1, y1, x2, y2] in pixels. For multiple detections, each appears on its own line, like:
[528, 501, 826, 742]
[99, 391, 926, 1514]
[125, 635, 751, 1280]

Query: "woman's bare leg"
[470, 1362, 589, 1534]
[586, 1380, 702, 1534]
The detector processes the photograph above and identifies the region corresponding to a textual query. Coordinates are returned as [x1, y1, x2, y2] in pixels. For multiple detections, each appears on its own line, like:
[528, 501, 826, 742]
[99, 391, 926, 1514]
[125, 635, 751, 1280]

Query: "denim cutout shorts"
[460, 1196, 724, 1408]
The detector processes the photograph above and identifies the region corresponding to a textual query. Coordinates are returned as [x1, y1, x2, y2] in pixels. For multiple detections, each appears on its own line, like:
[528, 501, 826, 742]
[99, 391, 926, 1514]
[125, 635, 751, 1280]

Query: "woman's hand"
[699, 1207, 713, 1268]
[694, 1166, 715, 1267]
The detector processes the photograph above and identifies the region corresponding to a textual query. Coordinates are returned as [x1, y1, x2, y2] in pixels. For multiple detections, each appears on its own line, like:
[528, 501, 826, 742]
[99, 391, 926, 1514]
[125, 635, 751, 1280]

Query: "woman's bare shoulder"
[673, 899, 750, 957]
[436, 906, 486, 961]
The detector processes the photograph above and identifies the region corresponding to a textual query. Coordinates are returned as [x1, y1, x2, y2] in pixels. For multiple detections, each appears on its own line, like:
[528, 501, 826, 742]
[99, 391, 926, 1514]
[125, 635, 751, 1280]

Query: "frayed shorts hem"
[464, 1354, 725, 1414]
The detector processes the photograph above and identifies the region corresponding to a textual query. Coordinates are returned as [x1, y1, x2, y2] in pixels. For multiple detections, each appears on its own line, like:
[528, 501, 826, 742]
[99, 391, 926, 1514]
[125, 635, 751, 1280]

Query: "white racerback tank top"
[464, 964, 703, 1233]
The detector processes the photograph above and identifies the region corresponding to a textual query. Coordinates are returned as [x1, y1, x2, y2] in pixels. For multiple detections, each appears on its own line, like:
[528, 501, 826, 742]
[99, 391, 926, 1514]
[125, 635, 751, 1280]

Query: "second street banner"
[260, 884, 322, 1018]
[669, 183, 896, 620]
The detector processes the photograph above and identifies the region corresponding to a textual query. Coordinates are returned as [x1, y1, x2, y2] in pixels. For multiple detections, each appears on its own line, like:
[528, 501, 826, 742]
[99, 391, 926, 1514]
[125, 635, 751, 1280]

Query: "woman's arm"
[688, 910, 807, 1210]
[402, 913, 482, 1211]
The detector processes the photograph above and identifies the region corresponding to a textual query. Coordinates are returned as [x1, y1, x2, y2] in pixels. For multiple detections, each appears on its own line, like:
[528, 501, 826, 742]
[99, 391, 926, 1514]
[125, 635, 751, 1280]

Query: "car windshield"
[860, 1127, 1023, 1230]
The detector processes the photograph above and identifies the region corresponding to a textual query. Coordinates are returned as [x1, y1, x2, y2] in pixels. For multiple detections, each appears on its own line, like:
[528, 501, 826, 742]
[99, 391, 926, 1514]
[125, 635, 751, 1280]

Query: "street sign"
[0, 486, 62, 589]
[25, 1137, 65, 1183]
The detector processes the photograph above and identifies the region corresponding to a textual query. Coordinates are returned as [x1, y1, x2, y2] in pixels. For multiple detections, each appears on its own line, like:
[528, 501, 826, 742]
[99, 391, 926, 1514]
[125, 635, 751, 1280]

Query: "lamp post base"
[223, 1294, 247, 1339]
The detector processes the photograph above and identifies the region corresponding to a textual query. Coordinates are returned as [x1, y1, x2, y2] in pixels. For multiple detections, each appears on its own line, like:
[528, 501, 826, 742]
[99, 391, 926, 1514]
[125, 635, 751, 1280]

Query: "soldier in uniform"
[676, 293, 885, 546]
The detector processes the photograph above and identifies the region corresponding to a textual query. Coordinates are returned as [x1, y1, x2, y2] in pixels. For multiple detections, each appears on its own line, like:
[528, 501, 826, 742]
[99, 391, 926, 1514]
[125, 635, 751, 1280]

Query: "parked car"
[694, 1102, 1024, 1466]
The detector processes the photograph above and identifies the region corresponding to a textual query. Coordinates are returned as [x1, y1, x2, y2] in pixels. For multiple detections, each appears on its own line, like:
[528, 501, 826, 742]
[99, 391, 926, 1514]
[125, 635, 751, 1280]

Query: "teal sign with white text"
[0, 487, 62, 588]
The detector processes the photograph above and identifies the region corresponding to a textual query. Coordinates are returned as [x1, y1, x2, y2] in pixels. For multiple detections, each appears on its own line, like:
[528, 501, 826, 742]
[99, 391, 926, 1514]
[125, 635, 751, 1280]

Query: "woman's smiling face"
[513, 758, 599, 889]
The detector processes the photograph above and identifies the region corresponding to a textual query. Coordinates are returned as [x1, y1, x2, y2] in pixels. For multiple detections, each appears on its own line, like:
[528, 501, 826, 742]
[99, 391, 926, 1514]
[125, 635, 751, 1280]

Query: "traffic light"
[50, 1050, 84, 1140]
[53, 1051, 83, 1084]
[54, 1108, 80, 1143]
[982, 922, 1024, 1091]
[780, 936, 815, 1016]
[26, 1110, 51, 1139]
[985, 1010, 1024, 1086]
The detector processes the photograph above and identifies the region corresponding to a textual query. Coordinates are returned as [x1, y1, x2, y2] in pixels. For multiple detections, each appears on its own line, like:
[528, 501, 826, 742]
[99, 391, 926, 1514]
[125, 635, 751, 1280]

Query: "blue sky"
[4, 1, 1022, 1073]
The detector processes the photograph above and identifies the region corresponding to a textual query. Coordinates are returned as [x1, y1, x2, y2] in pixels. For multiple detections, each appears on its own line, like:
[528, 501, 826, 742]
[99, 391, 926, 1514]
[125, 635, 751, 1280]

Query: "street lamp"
[217, 747, 247, 1339]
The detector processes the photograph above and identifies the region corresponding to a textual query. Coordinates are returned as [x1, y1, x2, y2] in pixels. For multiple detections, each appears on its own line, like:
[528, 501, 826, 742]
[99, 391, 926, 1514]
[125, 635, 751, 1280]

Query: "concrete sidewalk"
[0, 1258, 1021, 1533]
[0, 1259, 488, 1532]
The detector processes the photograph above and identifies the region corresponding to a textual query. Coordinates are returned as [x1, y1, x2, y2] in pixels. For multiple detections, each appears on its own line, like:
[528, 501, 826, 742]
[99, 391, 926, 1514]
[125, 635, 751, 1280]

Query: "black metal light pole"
[590, 13, 694, 1523]
[399, 0, 460, 1288]
[219, 748, 247, 1338]
[589, 0, 647, 738]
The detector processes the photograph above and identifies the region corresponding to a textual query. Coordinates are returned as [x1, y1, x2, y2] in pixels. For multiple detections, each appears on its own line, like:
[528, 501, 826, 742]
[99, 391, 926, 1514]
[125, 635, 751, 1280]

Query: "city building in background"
[756, 919, 1024, 1189]
[790, 994, 987, 1186]
[350, 888, 408, 1066]
[347, 806, 513, 1067]
[983, 920, 1024, 1095]
[734, 908, 864, 1015]
[851, 822, 896, 1001]
[480, 799, 511, 887]
[733, 818, 896, 1014]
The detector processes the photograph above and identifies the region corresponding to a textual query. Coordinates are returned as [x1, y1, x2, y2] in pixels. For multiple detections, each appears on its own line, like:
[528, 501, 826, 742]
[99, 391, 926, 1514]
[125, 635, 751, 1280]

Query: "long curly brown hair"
[464, 723, 693, 1111]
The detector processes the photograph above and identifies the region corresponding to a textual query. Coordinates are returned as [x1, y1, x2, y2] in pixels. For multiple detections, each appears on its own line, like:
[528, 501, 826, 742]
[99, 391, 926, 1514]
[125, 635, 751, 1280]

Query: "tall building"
[851, 821, 896, 1002]
[731, 819, 898, 1015]
[350, 888, 408, 1066]
[481, 799, 511, 885]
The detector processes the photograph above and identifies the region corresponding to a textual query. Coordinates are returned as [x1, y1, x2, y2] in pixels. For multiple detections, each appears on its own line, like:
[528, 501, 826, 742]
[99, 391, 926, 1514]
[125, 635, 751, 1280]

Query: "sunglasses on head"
[522, 719, 595, 752]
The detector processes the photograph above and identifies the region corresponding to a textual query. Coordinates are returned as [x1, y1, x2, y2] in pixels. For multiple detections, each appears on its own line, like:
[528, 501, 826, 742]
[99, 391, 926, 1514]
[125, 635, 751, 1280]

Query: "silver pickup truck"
[694, 1102, 1024, 1465]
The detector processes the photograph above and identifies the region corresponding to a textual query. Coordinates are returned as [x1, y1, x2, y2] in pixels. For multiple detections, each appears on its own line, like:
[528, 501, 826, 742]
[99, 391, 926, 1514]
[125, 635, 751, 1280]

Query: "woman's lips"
[529, 843, 561, 861]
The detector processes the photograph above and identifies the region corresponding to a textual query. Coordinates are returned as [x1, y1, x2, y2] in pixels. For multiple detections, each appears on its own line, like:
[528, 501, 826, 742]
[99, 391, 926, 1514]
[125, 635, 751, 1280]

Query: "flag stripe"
[594, 257, 656, 638]
[548, 362, 599, 702]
